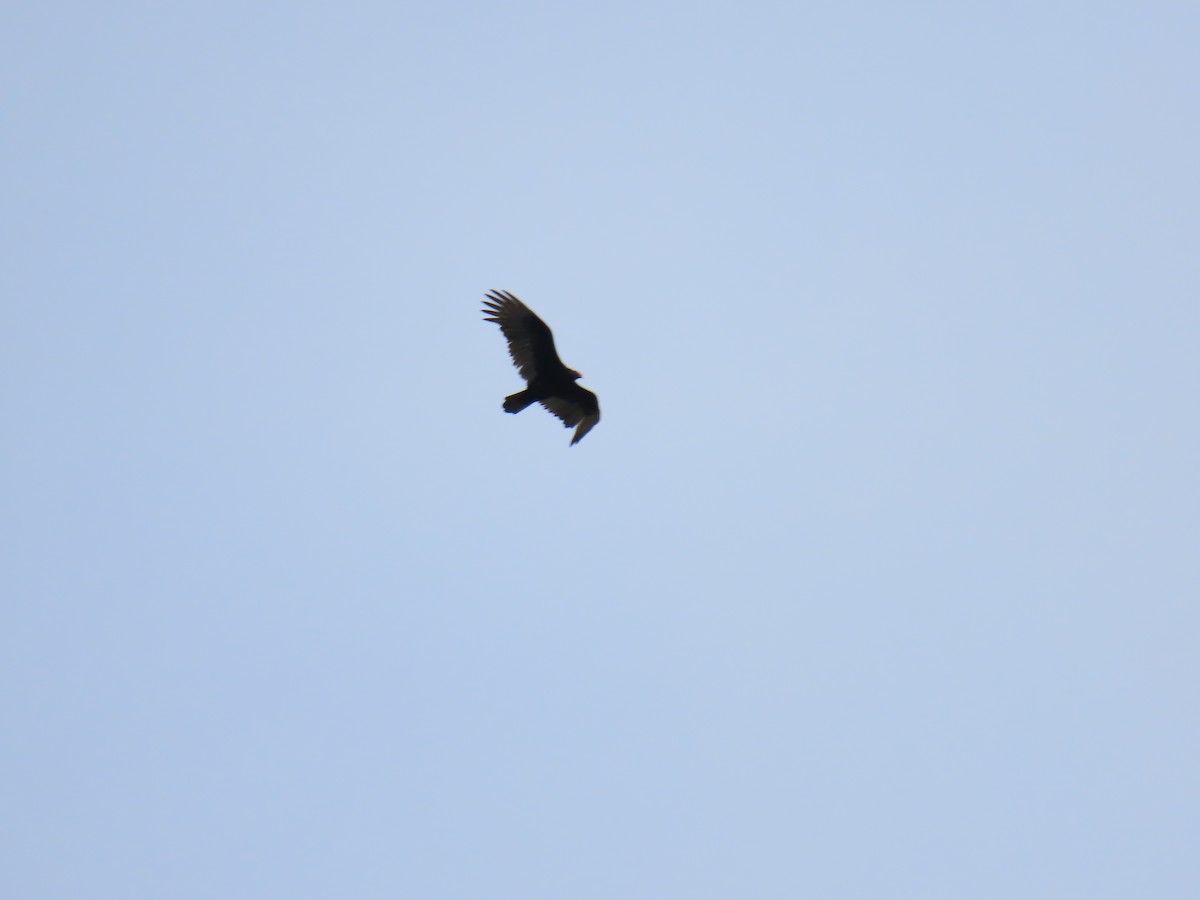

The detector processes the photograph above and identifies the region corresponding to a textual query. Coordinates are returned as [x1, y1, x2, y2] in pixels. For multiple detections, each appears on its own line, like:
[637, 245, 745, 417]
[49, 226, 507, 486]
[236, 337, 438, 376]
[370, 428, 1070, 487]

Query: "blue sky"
[3, 2, 1198, 897]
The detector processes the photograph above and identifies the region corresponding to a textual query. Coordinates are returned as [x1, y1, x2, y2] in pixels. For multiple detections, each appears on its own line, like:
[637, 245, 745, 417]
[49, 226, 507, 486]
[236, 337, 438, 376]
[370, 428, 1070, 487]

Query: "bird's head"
[569, 368, 584, 381]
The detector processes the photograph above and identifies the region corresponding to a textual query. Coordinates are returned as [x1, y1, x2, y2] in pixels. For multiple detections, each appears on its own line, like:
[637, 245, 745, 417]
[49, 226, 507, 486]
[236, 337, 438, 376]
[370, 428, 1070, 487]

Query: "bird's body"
[482, 290, 600, 445]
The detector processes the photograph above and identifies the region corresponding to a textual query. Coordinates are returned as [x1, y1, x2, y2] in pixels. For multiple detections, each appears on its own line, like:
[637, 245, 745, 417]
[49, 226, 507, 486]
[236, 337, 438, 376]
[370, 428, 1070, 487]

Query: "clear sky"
[3, 2, 1198, 897]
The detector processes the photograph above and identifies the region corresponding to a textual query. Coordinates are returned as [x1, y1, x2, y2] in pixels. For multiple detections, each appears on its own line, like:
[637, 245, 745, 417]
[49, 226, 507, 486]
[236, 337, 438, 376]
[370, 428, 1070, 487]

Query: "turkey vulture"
[482, 290, 600, 445]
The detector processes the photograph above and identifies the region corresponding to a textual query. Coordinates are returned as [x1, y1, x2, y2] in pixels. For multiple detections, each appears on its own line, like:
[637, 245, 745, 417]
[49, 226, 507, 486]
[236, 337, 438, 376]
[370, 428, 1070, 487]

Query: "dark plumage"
[482, 290, 600, 445]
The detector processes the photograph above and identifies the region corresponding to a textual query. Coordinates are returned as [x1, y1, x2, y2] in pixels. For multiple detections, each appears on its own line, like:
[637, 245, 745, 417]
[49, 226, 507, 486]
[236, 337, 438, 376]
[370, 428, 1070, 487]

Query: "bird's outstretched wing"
[541, 387, 601, 446]
[481, 290, 566, 383]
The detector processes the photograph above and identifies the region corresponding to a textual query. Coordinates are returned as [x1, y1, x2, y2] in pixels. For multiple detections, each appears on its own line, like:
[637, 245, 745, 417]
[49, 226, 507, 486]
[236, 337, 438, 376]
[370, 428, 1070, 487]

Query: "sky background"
[3, 2, 1198, 897]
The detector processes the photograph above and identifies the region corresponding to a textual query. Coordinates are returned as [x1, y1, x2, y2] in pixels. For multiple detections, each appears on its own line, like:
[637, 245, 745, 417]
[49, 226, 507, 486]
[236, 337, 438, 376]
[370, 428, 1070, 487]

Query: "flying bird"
[482, 290, 600, 445]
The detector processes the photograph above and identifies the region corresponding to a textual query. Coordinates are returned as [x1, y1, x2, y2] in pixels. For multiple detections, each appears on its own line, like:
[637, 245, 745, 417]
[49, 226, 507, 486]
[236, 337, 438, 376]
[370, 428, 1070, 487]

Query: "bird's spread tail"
[503, 390, 536, 414]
